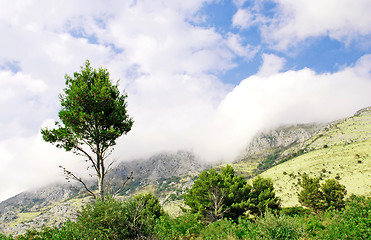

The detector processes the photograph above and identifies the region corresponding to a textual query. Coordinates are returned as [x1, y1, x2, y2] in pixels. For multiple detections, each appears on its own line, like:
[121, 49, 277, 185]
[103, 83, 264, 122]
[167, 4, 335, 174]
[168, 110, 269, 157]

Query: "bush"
[252, 211, 307, 240]
[199, 219, 238, 240]
[316, 194, 371, 239]
[154, 213, 205, 240]
[280, 207, 311, 216]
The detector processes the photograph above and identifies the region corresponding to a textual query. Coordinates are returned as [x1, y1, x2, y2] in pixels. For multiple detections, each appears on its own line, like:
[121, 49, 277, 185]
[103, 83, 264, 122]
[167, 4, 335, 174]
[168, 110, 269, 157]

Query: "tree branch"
[113, 171, 134, 197]
[75, 145, 99, 173]
[60, 166, 96, 199]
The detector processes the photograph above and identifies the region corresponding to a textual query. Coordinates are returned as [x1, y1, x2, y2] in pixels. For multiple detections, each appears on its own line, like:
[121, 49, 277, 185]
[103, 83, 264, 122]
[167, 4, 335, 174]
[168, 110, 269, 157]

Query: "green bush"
[199, 219, 238, 240]
[316, 194, 370, 239]
[280, 207, 311, 216]
[154, 213, 205, 240]
[249, 211, 307, 240]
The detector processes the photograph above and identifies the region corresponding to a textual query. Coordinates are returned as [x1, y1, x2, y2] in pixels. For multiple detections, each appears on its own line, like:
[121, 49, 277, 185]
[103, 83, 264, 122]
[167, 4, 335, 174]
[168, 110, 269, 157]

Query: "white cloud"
[257, 53, 286, 77]
[232, 8, 253, 29]
[226, 33, 259, 59]
[258, 0, 371, 49]
[233, 0, 249, 8]
[195, 54, 371, 161]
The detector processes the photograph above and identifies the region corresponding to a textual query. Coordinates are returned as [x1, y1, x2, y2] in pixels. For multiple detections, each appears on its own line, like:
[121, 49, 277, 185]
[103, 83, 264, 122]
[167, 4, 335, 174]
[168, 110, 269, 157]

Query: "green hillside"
[259, 107, 371, 207]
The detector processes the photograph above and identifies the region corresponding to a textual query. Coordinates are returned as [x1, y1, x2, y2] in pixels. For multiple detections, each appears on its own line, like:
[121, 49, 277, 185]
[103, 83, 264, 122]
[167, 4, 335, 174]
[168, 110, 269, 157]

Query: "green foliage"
[298, 173, 323, 212]
[2, 194, 369, 240]
[184, 165, 252, 222]
[316, 194, 371, 239]
[320, 178, 347, 210]
[41, 60, 133, 152]
[76, 194, 163, 239]
[257, 150, 280, 172]
[250, 211, 307, 240]
[41, 60, 134, 200]
[76, 196, 130, 239]
[124, 193, 165, 237]
[298, 174, 347, 212]
[280, 206, 311, 216]
[249, 176, 281, 216]
[184, 165, 280, 222]
[199, 218, 239, 240]
[154, 213, 205, 240]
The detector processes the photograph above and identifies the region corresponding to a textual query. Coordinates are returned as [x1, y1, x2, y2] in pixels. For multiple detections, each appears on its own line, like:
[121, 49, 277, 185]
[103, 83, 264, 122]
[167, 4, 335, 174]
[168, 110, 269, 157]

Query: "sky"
[1, 0, 371, 202]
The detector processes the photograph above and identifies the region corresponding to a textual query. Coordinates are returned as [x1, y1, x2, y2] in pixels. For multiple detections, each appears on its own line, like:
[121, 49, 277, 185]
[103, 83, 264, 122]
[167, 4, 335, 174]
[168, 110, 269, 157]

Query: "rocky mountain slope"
[231, 122, 325, 177]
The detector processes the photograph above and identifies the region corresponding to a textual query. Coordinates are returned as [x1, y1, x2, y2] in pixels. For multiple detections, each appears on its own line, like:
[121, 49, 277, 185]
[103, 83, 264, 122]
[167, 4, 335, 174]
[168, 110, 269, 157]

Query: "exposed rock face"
[0, 184, 79, 216]
[113, 151, 208, 181]
[238, 123, 324, 161]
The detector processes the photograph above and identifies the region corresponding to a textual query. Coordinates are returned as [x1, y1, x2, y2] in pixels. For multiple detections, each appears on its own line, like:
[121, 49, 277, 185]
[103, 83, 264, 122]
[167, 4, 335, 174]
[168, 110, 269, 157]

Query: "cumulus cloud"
[193, 54, 371, 161]
[257, 53, 286, 77]
[232, 8, 254, 29]
[226, 33, 259, 59]
[258, 0, 371, 49]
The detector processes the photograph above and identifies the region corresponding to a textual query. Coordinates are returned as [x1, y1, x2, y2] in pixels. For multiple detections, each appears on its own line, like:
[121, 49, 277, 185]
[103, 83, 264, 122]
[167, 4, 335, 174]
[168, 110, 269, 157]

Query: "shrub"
[154, 213, 205, 240]
[252, 211, 307, 240]
[199, 219, 238, 240]
[280, 207, 311, 216]
[75, 193, 164, 239]
[316, 195, 371, 239]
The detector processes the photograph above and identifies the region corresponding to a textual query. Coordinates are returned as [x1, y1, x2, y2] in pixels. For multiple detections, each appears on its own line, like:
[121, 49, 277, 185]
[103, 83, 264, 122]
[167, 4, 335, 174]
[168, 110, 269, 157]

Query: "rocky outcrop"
[237, 123, 324, 161]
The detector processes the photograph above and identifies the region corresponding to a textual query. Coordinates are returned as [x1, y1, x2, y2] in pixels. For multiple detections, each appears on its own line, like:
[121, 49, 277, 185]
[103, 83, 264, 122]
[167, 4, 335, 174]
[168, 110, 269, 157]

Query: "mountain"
[231, 122, 325, 177]
[257, 106, 371, 206]
[1, 106, 370, 235]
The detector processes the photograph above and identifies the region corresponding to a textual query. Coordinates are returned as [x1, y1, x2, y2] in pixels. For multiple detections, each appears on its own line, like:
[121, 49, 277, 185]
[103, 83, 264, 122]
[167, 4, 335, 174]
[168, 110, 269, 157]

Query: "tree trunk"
[98, 176, 104, 201]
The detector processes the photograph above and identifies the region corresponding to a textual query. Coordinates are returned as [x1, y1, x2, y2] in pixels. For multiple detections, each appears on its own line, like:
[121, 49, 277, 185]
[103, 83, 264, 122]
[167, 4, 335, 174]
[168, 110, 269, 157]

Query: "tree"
[41, 60, 134, 201]
[249, 176, 281, 215]
[184, 165, 280, 222]
[298, 174, 347, 212]
[321, 178, 347, 210]
[298, 174, 323, 212]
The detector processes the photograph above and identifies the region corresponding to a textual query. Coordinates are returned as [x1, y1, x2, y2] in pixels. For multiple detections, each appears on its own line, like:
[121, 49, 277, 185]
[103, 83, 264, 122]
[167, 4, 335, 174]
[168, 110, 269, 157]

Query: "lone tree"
[41, 60, 134, 201]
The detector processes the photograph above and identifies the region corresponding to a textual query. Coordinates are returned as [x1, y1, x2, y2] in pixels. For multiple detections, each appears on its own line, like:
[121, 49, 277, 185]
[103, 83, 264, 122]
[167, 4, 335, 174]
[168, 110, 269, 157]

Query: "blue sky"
[0, 0, 371, 201]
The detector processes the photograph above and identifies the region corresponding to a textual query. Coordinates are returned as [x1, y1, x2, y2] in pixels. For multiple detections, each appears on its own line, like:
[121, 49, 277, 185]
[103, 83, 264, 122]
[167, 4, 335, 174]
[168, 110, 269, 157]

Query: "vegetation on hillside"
[1, 166, 370, 240]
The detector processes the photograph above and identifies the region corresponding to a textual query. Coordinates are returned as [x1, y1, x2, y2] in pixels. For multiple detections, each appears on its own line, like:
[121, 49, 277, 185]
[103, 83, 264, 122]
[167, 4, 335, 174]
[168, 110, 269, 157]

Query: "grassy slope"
[259, 108, 371, 207]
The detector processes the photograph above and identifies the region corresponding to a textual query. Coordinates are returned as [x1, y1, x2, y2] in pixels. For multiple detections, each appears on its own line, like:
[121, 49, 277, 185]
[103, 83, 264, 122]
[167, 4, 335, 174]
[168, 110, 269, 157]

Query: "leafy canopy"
[298, 174, 347, 212]
[41, 60, 133, 153]
[184, 165, 280, 221]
